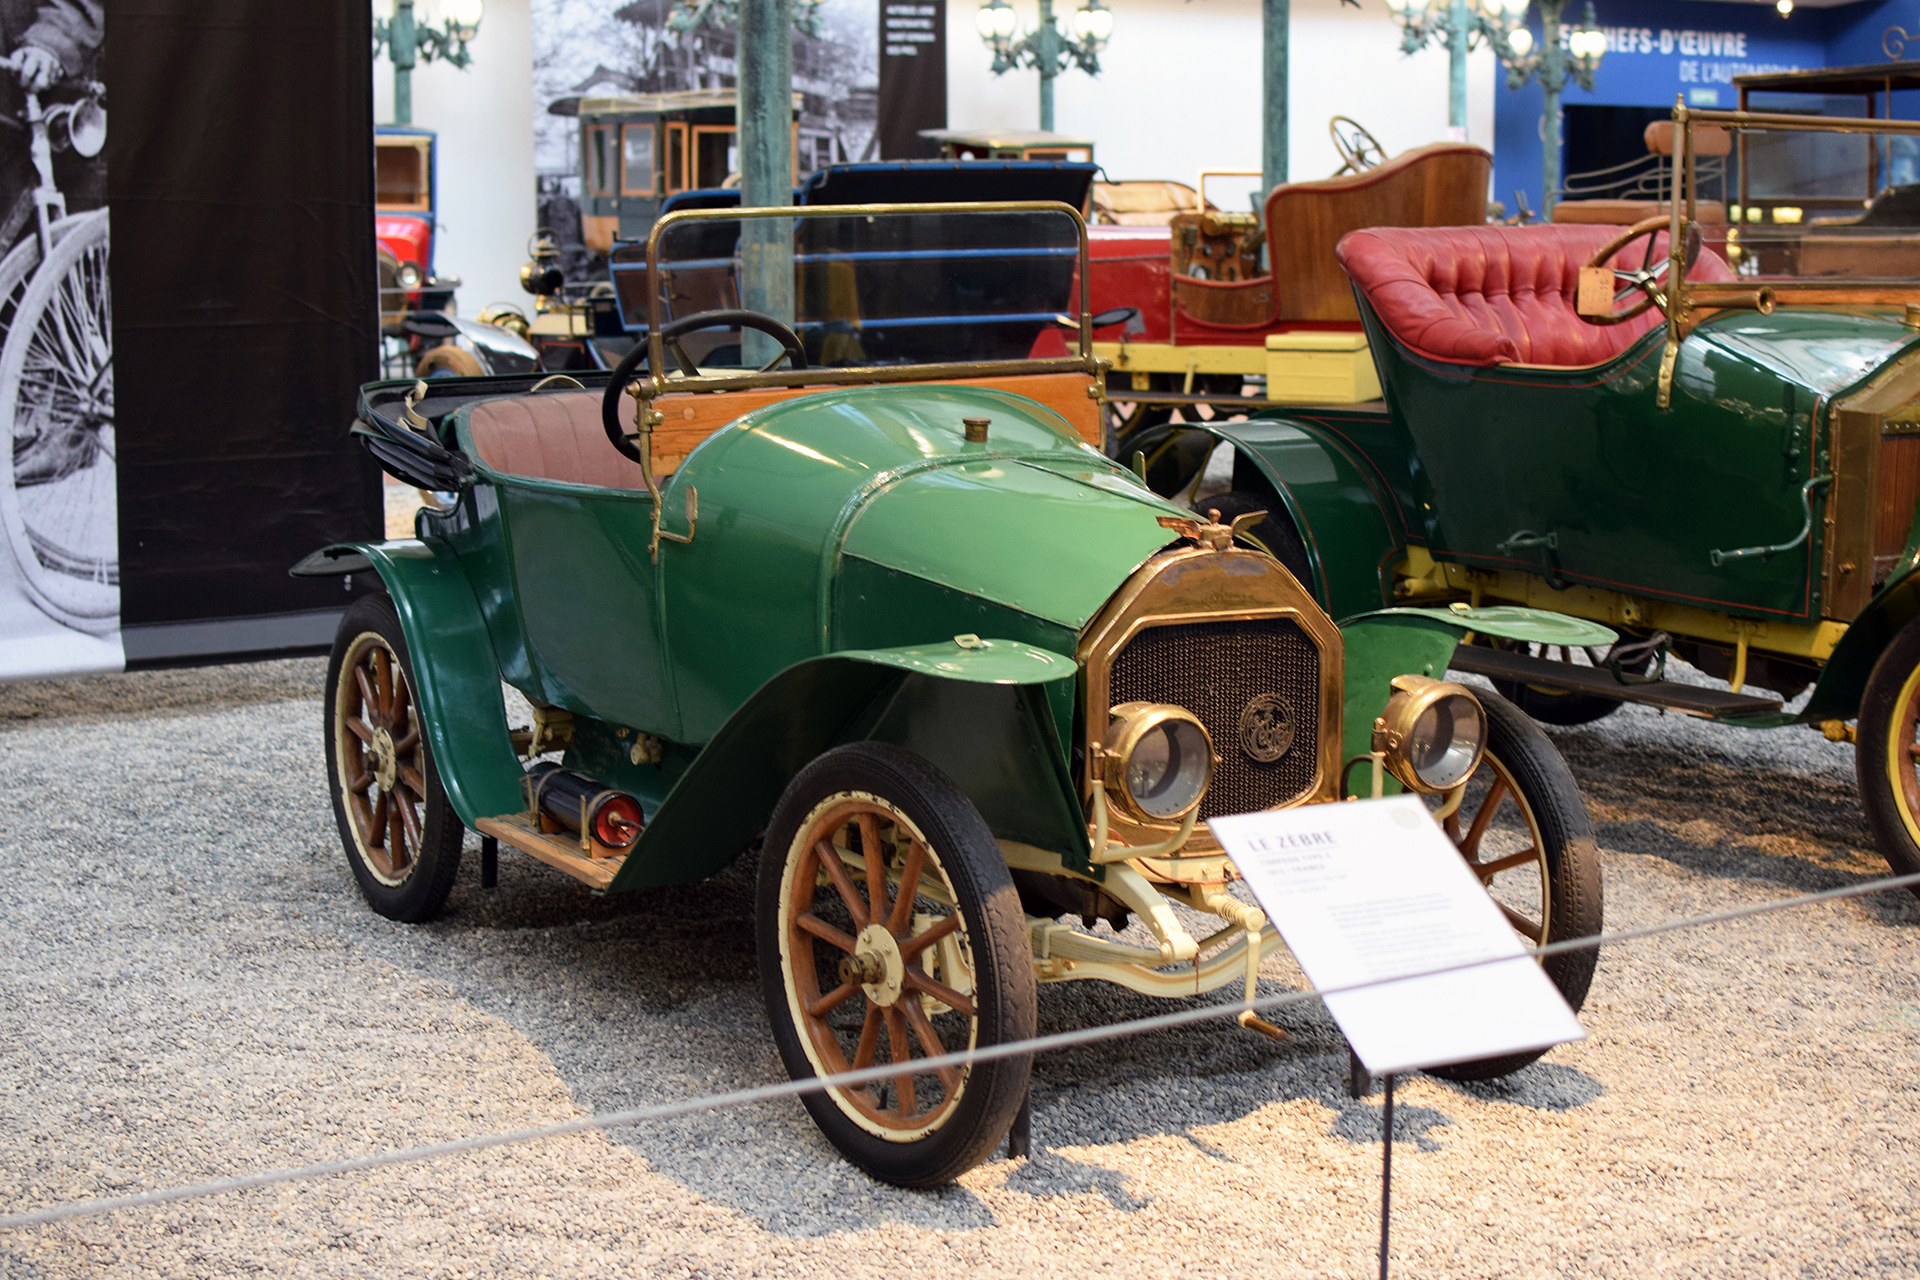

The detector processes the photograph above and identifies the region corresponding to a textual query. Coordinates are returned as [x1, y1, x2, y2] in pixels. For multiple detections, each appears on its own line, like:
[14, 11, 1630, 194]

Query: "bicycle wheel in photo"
[0, 208, 114, 632]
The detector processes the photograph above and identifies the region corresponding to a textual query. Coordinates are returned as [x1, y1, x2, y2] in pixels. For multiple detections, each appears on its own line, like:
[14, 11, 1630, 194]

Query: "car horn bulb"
[523, 761, 644, 856]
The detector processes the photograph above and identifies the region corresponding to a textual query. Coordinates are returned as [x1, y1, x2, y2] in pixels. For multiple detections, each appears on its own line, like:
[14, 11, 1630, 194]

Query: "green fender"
[1192, 418, 1405, 622]
[604, 638, 1086, 892]
[1800, 567, 1920, 724]
[1337, 605, 1618, 796]
[299, 539, 527, 827]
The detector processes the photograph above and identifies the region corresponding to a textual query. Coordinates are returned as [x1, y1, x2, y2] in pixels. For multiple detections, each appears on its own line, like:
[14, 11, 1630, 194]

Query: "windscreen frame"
[635, 199, 1098, 400]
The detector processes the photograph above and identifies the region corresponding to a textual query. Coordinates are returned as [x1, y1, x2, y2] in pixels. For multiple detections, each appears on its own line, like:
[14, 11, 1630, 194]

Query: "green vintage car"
[298, 203, 1607, 1187]
[1126, 104, 1920, 886]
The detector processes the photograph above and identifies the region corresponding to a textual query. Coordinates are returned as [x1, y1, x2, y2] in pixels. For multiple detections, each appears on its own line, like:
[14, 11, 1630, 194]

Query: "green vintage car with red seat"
[1146, 106, 1920, 887]
[297, 202, 1610, 1187]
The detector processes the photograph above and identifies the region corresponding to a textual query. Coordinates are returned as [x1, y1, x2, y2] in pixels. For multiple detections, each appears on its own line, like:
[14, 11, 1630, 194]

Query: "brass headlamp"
[1102, 701, 1215, 823]
[1371, 676, 1486, 794]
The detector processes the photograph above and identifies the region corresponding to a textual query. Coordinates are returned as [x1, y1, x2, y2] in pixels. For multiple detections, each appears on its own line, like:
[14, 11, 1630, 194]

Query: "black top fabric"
[109, 0, 380, 631]
[801, 161, 1099, 210]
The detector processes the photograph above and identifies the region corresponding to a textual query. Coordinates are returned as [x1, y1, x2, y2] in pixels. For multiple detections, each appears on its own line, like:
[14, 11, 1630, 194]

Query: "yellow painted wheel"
[1854, 618, 1920, 887]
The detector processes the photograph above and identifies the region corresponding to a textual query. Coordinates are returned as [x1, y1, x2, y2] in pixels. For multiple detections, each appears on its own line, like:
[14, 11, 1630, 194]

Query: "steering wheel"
[1579, 216, 1703, 326]
[1330, 116, 1387, 176]
[602, 308, 808, 463]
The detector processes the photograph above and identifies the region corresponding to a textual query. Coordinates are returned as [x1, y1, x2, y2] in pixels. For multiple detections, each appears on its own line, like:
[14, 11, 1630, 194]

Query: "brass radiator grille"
[1108, 617, 1321, 819]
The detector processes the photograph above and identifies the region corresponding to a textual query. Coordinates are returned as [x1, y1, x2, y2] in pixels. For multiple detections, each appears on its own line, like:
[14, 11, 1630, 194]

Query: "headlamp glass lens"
[1125, 717, 1211, 819]
[1408, 694, 1484, 791]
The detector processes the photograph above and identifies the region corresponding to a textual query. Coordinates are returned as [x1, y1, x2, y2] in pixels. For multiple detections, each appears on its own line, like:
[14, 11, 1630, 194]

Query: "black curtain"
[108, 0, 379, 647]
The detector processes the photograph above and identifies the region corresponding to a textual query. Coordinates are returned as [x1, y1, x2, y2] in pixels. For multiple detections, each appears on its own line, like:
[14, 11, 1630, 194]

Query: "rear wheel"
[324, 592, 464, 922]
[1854, 616, 1920, 889]
[757, 742, 1036, 1188]
[1424, 691, 1603, 1081]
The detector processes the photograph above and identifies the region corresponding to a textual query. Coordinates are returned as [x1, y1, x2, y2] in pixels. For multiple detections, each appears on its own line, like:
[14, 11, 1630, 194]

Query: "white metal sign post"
[1210, 795, 1585, 1278]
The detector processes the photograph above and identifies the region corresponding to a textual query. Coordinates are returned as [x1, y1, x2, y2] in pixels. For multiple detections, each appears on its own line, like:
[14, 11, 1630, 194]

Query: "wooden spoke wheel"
[1425, 691, 1603, 1081]
[324, 592, 464, 922]
[758, 742, 1035, 1188]
[1854, 615, 1920, 890]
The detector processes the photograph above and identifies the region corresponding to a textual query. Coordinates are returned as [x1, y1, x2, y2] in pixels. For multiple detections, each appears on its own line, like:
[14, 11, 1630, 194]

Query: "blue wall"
[1493, 0, 1911, 215]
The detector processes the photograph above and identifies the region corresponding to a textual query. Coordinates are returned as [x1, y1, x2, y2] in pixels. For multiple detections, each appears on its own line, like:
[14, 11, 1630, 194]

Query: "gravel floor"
[0, 657, 1916, 1278]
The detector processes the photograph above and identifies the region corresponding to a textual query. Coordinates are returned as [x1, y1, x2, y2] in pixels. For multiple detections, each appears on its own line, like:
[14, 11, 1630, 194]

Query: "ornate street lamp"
[1383, 0, 1530, 133]
[1494, 0, 1604, 217]
[373, 0, 485, 126]
[976, 0, 1113, 132]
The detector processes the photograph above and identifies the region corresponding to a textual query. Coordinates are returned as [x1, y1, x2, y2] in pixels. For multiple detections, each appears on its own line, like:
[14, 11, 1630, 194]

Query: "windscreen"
[1716, 114, 1920, 284]
[627, 205, 1085, 370]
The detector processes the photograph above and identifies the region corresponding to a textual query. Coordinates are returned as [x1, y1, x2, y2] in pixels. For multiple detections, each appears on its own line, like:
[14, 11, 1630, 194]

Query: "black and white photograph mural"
[0, 0, 113, 678]
[532, 0, 877, 257]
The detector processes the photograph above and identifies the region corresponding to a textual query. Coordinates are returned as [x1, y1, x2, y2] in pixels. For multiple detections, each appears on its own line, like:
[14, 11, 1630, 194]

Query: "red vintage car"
[1061, 123, 1493, 456]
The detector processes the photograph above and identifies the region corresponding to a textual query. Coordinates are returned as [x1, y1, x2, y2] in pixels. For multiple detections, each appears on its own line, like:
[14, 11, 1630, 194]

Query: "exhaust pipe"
[522, 761, 643, 853]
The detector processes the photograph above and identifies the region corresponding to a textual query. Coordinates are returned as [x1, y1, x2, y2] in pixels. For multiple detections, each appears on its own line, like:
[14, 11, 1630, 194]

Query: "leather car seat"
[466, 393, 651, 489]
[1336, 223, 1736, 368]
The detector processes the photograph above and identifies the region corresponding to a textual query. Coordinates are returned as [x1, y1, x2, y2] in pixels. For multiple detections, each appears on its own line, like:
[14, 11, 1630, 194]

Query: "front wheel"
[324, 592, 465, 922]
[1424, 691, 1604, 1081]
[757, 742, 1037, 1188]
[1854, 616, 1920, 889]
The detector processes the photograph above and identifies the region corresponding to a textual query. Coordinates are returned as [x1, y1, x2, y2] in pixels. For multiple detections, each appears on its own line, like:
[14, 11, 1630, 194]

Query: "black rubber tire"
[1203, 490, 1316, 599]
[1425, 691, 1604, 1082]
[1488, 642, 1639, 727]
[324, 592, 465, 923]
[756, 741, 1036, 1188]
[1854, 615, 1920, 888]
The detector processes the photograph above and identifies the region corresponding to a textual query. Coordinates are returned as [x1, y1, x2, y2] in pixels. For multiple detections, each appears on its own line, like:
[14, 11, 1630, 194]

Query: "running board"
[1448, 645, 1784, 719]
[474, 814, 626, 890]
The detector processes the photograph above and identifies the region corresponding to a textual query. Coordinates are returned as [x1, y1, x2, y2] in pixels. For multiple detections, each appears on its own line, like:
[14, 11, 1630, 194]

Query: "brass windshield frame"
[636, 199, 1100, 400]
[1671, 104, 1920, 312]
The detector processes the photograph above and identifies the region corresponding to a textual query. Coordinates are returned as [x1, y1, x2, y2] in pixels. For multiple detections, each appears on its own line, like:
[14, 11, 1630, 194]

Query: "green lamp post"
[372, 0, 485, 127]
[1495, 0, 1606, 217]
[975, 0, 1114, 133]
[1383, 0, 1529, 133]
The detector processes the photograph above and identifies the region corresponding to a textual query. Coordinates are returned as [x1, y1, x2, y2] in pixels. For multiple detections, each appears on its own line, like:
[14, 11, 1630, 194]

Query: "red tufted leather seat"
[1335, 224, 1735, 368]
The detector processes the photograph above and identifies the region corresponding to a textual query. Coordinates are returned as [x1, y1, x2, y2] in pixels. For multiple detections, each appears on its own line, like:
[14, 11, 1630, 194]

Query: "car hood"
[840, 452, 1182, 629]
[672, 381, 1187, 634]
[1693, 309, 1920, 399]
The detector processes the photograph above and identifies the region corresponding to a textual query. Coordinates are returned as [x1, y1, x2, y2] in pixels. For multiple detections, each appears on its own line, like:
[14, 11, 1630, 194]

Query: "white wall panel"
[375, 0, 536, 317]
[944, 0, 1494, 191]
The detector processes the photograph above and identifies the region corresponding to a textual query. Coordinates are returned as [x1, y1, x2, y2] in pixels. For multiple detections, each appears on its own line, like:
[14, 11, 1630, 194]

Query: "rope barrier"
[2, 865, 1914, 1232]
